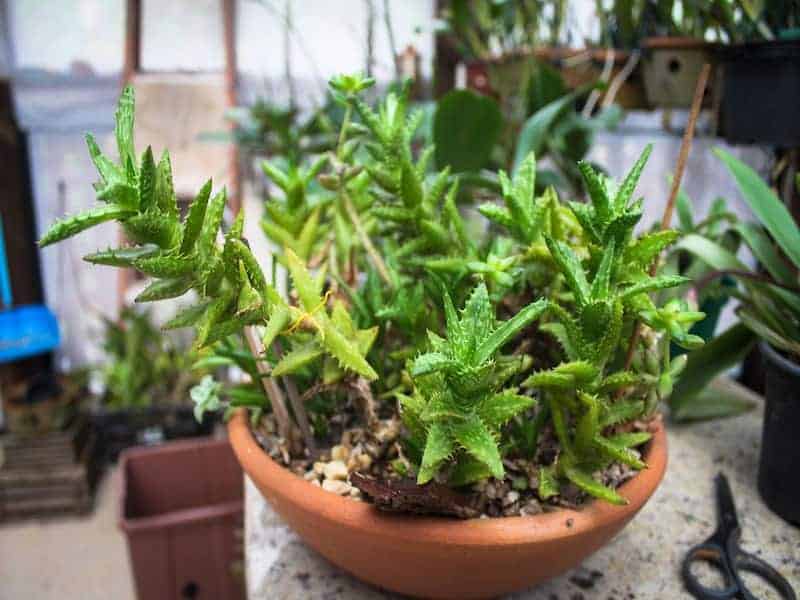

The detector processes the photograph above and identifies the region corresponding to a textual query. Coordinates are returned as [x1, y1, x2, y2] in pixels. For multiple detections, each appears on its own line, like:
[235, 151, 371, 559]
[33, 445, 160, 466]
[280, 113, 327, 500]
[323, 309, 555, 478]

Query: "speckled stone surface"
[245, 392, 799, 599]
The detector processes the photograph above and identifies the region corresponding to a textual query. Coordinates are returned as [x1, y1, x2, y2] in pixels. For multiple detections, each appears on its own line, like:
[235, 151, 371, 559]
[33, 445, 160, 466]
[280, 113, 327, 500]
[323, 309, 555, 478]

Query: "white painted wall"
[7, 0, 124, 74]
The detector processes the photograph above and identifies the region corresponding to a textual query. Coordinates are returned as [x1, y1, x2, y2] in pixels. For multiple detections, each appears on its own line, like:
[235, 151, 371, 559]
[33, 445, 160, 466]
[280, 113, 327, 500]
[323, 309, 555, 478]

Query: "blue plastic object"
[0, 214, 60, 363]
[0, 305, 60, 363]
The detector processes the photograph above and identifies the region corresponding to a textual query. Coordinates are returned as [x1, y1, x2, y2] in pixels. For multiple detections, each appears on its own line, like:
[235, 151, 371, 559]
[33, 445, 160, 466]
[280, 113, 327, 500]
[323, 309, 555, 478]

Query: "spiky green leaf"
[40, 205, 135, 247]
[451, 415, 503, 479]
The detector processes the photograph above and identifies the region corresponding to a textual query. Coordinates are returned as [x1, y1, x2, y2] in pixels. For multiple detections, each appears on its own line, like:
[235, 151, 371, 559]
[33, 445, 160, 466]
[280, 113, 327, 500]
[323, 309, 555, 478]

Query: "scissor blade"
[715, 472, 740, 531]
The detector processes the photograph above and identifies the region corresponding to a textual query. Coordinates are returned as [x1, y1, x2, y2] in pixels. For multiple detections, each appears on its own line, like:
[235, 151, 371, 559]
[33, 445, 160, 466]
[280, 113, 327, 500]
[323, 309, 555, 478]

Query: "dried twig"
[582, 48, 615, 118]
[622, 63, 711, 371]
[349, 376, 380, 431]
[382, 0, 400, 79]
[299, 377, 379, 433]
[601, 50, 640, 109]
[244, 325, 292, 440]
[274, 340, 316, 453]
[364, 0, 375, 77]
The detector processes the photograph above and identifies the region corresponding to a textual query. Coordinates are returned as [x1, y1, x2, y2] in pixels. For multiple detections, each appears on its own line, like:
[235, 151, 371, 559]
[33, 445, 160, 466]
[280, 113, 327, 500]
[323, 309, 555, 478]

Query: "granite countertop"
[245, 382, 799, 599]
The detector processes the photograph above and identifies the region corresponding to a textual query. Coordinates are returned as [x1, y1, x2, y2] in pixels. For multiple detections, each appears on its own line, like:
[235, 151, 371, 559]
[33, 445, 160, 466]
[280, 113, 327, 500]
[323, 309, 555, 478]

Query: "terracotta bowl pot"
[229, 410, 667, 599]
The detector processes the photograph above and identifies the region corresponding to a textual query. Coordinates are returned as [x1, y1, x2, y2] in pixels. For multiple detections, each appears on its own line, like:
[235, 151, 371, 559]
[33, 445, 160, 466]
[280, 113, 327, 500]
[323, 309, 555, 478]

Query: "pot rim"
[464, 47, 632, 69]
[228, 410, 667, 547]
[759, 341, 800, 378]
[641, 36, 714, 50]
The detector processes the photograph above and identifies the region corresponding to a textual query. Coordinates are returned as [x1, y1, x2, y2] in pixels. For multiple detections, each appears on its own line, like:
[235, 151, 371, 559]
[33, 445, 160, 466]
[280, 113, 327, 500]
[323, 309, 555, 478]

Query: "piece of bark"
[350, 472, 479, 519]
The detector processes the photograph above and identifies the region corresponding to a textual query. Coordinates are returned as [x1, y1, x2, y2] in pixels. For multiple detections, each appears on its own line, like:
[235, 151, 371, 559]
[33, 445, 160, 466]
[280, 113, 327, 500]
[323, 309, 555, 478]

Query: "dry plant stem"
[274, 339, 316, 453]
[244, 325, 292, 440]
[282, 375, 316, 453]
[364, 0, 375, 77]
[659, 64, 711, 232]
[622, 63, 711, 372]
[341, 189, 393, 285]
[582, 47, 614, 118]
[602, 50, 639, 109]
[382, 0, 400, 79]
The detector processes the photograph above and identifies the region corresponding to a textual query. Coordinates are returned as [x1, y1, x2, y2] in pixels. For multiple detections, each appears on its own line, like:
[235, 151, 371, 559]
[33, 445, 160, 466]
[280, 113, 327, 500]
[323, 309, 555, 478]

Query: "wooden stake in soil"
[622, 63, 711, 371]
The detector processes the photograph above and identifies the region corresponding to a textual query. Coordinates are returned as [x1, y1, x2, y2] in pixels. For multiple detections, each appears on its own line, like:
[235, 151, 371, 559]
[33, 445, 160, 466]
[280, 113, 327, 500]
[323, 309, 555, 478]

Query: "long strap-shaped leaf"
[716, 148, 800, 270]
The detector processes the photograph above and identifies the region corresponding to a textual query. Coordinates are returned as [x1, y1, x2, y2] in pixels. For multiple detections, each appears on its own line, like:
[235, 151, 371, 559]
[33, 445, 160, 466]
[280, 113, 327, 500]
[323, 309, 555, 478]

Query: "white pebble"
[322, 479, 352, 495]
[323, 460, 349, 481]
[331, 445, 350, 462]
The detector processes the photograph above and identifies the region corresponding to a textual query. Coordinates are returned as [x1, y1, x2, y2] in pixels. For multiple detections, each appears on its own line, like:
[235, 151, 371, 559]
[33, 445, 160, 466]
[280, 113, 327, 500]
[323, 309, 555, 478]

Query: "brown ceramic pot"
[229, 410, 667, 599]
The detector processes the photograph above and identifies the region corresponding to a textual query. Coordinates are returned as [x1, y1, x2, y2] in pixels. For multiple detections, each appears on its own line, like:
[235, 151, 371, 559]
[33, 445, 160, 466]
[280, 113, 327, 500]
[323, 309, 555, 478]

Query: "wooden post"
[117, 0, 142, 313]
[122, 0, 141, 84]
[222, 0, 241, 215]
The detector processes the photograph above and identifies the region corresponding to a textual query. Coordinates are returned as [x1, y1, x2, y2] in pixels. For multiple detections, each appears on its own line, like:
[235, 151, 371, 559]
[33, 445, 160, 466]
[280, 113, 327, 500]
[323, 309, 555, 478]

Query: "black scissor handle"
[728, 545, 797, 600]
[682, 542, 739, 600]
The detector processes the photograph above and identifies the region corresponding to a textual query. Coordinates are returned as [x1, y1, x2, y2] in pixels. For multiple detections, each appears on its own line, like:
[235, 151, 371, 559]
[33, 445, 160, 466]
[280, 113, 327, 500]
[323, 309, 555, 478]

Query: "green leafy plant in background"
[99, 308, 199, 409]
[670, 150, 800, 420]
[594, 0, 800, 47]
[439, 0, 566, 60]
[433, 90, 504, 173]
[708, 0, 800, 42]
[41, 79, 700, 508]
[223, 98, 339, 165]
[433, 63, 622, 196]
[595, 0, 646, 50]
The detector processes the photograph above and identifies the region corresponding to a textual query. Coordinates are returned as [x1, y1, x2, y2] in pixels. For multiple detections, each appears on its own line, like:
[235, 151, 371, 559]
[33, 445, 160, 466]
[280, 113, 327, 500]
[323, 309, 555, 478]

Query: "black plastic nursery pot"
[641, 37, 716, 108]
[758, 342, 800, 525]
[91, 404, 213, 463]
[720, 41, 800, 146]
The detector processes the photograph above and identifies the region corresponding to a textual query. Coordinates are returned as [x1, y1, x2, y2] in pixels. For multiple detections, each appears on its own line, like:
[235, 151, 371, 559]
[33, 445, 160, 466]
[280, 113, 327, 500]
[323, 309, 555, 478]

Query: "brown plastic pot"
[229, 410, 667, 599]
[119, 438, 245, 600]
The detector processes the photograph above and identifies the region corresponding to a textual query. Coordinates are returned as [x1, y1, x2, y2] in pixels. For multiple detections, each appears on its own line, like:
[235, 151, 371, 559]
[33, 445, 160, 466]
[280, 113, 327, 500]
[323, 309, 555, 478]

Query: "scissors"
[682, 473, 796, 600]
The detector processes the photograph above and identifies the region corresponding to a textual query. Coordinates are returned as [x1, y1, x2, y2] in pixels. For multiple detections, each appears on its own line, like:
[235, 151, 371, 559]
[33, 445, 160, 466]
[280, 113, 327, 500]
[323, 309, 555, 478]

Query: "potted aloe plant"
[674, 150, 800, 525]
[40, 77, 702, 598]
